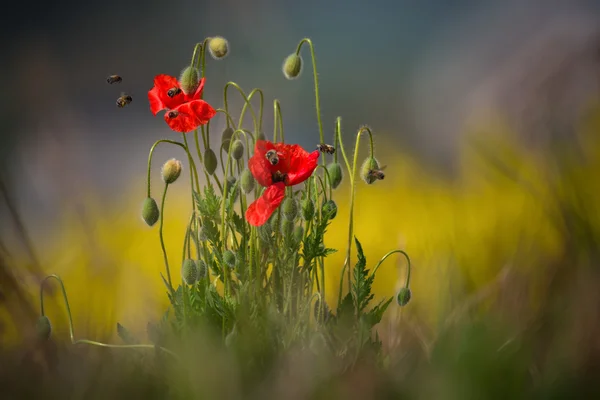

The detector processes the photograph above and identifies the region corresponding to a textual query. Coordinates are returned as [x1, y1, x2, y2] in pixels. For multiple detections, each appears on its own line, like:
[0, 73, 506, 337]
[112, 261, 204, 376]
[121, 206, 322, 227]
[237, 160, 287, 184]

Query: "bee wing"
[379, 165, 388, 171]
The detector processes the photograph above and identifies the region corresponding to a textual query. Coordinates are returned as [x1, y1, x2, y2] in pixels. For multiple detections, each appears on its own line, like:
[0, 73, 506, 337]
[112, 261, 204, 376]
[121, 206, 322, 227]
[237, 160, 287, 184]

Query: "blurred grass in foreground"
[1, 103, 600, 398]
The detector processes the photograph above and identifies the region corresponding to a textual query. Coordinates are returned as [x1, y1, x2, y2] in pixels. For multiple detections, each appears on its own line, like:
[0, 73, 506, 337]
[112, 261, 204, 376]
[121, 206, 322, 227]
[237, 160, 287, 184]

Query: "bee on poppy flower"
[316, 143, 335, 154]
[167, 87, 182, 97]
[167, 110, 179, 119]
[265, 149, 279, 165]
[116, 93, 133, 108]
[106, 75, 122, 84]
[272, 171, 286, 183]
[367, 165, 387, 181]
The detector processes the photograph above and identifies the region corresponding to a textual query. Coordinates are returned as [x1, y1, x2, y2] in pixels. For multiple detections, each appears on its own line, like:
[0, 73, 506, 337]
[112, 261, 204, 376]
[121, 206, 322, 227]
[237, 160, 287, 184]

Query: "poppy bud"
[326, 162, 343, 189]
[208, 36, 229, 60]
[256, 131, 267, 141]
[223, 250, 236, 268]
[161, 158, 183, 184]
[322, 200, 337, 220]
[36, 315, 52, 340]
[182, 259, 199, 285]
[301, 198, 315, 221]
[360, 157, 380, 184]
[270, 213, 280, 231]
[396, 287, 412, 306]
[231, 140, 244, 160]
[141, 197, 160, 226]
[221, 127, 234, 149]
[179, 66, 200, 95]
[240, 168, 255, 193]
[258, 222, 273, 243]
[282, 53, 303, 80]
[293, 225, 304, 244]
[203, 149, 218, 175]
[196, 259, 207, 279]
[282, 197, 298, 221]
[281, 218, 294, 237]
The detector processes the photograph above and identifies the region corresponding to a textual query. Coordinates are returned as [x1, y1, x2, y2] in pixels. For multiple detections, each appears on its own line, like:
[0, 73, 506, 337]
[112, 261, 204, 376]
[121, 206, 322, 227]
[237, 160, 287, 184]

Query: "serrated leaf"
[117, 322, 138, 344]
[352, 237, 375, 313]
[365, 297, 393, 327]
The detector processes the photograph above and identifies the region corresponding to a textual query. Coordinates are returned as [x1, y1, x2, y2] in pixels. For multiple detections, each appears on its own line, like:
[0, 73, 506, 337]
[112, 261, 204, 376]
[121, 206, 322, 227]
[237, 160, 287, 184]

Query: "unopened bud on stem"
[161, 158, 183, 184]
[282, 54, 303, 80]
[208, 36, 229, 60]
[179, 66, 200, 95]
[141, 197, 160, 226]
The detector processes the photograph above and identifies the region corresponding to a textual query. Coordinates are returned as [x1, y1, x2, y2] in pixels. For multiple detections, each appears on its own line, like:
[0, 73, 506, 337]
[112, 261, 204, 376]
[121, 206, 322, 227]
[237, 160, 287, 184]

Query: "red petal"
[150, 74, 185, 112]
[286, 149, 320, 186]
[249, 140, 277, 187]
[184, 99, 217, 125]
[148, 86, 165, 115]
[246, 183, 286, 226]
[163, 100, 216, 133]
[187, 77, 206, 101]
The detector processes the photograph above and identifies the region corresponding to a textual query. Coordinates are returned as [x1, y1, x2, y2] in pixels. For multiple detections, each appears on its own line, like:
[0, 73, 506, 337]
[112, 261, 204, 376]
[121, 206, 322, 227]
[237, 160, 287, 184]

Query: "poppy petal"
[187, 77, 206, 101]
[163, 100, 216, 133]
[151, 74, 186, 111]
[246, 183, 286, 226]
[286, 148, 320, 186]
[148, 86, 166, 115]
[249, 140, 277, 187]
[184, 99, 217, 125]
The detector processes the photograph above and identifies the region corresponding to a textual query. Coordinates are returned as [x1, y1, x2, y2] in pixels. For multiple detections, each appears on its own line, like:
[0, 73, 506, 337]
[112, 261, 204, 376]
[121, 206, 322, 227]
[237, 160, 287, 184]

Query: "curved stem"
[215, 108, 237, 129]
[238, 88, 264, 134]
[273, 100, 285, 143]
[371, 250, 412, 288]
[39, 274, 178, 359]
[146, 139, 187, 198]
[316, 165, 333, 200]
[295, 38, 324, 151]
[159, 183, 173, 290]
[223, 82, 258, 135]
[182, 133, 201, 199]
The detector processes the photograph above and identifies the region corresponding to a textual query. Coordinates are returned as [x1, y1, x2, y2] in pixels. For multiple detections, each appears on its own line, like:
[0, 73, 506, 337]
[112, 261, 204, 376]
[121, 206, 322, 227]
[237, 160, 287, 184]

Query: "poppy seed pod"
[203, 149, 218, 175]
[360, 157, 380, 184]
[179, 66, 200, 95]
[223, 250, 236, 268]
[195, 259, 207, 279]
[301, 198, 315, 221]
[141, 197, 160, 226]
[240, 168, 255, 193]
[182, 259, 199, 285]
[36, 315, 52, 340]
[231, 140, 244, 160]
[322, 199, 337, 220]
[161, 158, 183, 184]
[326, 162, 343, 189]
[208, 36, 229, 60]
[281, 197, 298, 221]
[397, 287, 412, 306]
[282, 53, 303, 80]
[221, 127, 234, 149]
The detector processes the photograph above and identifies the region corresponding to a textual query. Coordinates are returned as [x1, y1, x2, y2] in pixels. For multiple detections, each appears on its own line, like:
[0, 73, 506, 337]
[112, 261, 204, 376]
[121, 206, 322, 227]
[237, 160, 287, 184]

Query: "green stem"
[238, 88, 264, 134]
[273, 100, 285, 143]
[39, 274, 178, 359]
[371, 250, 412, 288]
[295, 38, 324, 150]
[223, 82, 259, 135]
[146, 139, 188, 198]
[182, 133, 201, 199]
[159, 183, 173, 290]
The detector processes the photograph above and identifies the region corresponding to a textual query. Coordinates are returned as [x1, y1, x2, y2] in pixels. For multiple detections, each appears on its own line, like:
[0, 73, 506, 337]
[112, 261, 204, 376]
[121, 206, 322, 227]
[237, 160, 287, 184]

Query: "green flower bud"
[281, 197, 298, 221]
[223, 250, 236, 268]
[270, 212, 280, 231]
[397, 287, 412, 306]
[256, 131, 267, 141]
[282, 53, 303, 80]
[322, 200, 337, 220]
[221, 127, 234, 149]
[293, 225, 304, 244]
[203, 149, 218, 175]
[161, 158, 183, 184]
[240, 168, 255, 193]
[36, 315, 52, 340]
[179, 66, 200, 95]
[196, 260, 207, 279]
[281, 218, 294, 237]
[208, 36, 229, 60]
[360, 157, 381, 184]
[231, 139, 244, 160]
[258, 222, 273, 243]
[326, 162, 343, 189]
[301, 198, 315, 221]
[182, 259, 199, 285]
[141, 197, 160, 227]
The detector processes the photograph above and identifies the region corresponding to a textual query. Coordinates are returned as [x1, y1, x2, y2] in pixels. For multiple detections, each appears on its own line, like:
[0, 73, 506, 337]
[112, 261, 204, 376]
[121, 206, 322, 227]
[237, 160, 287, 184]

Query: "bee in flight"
[367, 165, 387, 181]
[167, 87, 182, 97]
[316, 143, 335, 154]
[116, 93, 133, 108]
[106, 75, 122, 84]
[265, 149, 279, 165]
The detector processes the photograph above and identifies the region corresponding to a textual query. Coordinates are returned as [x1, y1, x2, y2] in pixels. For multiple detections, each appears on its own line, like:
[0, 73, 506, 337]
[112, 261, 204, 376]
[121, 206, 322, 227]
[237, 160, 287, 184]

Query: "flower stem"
[273, 100, 285, 143]
[146, 139, 188, 198]
[295, 38, 324, 150]
[371, 249, 412, 288]
[223, 82, 259, 135]
[238, 88, 264, 134]
[159, 183, 173, 290]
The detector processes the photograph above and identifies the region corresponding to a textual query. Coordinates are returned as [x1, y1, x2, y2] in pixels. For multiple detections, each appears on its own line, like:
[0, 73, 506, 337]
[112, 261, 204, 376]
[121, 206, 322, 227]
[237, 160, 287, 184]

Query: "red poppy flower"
[246, 140, 320, 226]
[148, 74, 216, 133]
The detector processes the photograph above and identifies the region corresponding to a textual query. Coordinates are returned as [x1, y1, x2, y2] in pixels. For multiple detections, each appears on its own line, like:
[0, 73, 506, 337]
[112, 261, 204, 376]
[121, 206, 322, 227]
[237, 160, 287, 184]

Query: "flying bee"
[116, 93, 133, 108]
[316, 143, 335, 154]
[167, 110, 179, 118]
[106, 75, 122, 84]
[368, 165, 387, 181]
[167, 87, 182, 97]
[265, 149, 279, 165]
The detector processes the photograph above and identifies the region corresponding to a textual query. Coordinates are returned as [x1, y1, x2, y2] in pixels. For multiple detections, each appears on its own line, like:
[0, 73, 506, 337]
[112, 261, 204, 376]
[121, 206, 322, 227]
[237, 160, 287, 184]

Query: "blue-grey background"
[1, 0, 600, 239]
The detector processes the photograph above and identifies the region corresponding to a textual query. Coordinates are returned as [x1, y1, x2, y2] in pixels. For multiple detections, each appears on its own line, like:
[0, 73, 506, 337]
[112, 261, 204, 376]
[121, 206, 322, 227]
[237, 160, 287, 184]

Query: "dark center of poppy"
[272, 170, 287, 184]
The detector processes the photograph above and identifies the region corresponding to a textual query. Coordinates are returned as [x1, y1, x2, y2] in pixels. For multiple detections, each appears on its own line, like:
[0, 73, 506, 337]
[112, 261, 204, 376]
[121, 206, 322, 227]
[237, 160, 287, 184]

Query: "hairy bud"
[196, 260, 207, 279]
[282, 53, 303, 80]
[281, 218, 294, 237]
[36, 315, 52, 340]
[326, 162, 343, 189]
[360, 157, 380, 184]
[141, 197, 160, 226]
[240, 168, 255, 193]
[293, 225, 304, 244]
[396, 287, 412, 306]
[182, 259, 199, 285]
[231, 139, 244, 160]
[203, 149, 218, 175]
[179, 66, 200, 95]
[208, 36, 229, 60]
[223, 250, 236, 268]
[161, 158, 183, 184]
[281, 197, 298, 221]
[301, 198, 315, 221]
[322, 200, 337, 220]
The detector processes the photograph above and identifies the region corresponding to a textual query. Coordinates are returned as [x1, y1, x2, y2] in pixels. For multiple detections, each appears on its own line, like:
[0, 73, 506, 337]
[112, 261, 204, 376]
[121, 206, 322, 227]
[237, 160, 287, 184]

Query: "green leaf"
[116, 322, 138, 344]
[194, 186, 222, 221]
[365, 297, 393, 327]
[352, 237, 375, 313]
